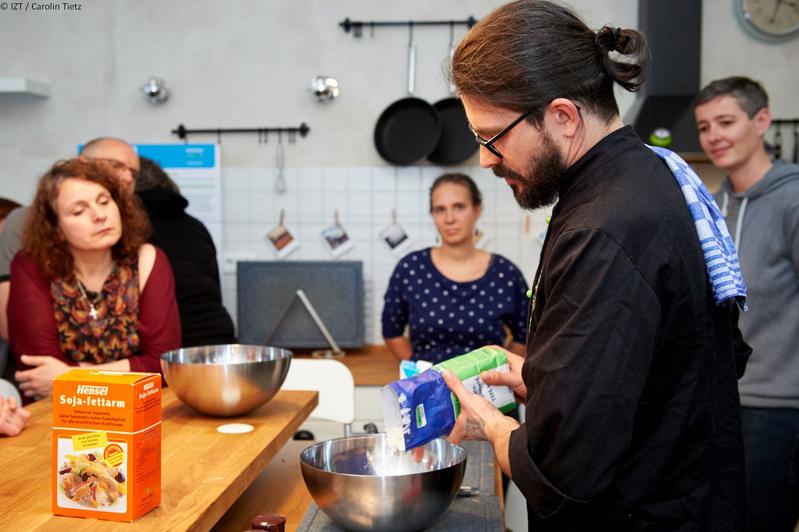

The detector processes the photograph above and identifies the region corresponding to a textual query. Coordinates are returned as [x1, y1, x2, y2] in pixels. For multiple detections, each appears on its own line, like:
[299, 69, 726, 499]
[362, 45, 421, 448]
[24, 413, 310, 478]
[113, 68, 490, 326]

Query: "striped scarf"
[649, 146, 748, 310]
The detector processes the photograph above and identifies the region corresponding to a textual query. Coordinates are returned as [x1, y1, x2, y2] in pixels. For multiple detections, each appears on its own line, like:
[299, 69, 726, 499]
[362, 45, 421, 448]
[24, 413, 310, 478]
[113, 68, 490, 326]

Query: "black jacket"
[510, 127, 745, 531]
[138, 188, 236, 347]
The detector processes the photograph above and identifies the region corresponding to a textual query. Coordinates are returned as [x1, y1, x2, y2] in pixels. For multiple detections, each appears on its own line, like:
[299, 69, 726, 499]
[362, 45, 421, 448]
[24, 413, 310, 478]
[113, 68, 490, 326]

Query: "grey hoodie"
[714, 160, 799, 408]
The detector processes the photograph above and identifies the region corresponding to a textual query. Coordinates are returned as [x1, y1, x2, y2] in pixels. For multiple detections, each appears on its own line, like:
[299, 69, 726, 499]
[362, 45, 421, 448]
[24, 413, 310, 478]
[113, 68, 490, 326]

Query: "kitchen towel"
[649, 146, 748, 310]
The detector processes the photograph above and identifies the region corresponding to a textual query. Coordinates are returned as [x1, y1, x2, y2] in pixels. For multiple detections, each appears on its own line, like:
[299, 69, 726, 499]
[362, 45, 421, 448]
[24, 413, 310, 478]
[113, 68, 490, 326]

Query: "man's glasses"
[468, 109, 533, 159]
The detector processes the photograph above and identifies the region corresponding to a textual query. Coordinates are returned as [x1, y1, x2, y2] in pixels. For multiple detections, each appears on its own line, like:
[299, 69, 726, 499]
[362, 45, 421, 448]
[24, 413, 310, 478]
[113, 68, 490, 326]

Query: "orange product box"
[52, 369, 161, 522]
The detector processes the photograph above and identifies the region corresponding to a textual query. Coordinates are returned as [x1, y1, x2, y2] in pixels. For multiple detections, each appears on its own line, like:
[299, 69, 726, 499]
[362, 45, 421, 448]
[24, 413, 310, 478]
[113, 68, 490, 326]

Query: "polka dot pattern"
[381, 248, 530, 364]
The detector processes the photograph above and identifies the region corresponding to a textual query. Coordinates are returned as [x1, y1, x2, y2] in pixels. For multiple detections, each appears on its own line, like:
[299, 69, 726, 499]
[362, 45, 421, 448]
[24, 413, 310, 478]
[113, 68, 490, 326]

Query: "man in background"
[694, 76, 799, 532]
[136, 157, 235, 346]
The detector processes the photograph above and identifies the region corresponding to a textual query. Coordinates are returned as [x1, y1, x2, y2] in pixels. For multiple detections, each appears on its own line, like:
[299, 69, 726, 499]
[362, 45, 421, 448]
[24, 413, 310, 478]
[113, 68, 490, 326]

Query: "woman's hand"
[480, 345, 527, 401]
[15, 355, 71, 400]
[385, 336, 413, 362]
[0, 396, 30, 437]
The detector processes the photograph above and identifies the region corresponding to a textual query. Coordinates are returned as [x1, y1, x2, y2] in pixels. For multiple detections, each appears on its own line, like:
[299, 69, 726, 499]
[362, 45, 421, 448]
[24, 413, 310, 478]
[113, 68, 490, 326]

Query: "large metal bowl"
[300, 434, 467, 531]
[161, 344, 292, 417]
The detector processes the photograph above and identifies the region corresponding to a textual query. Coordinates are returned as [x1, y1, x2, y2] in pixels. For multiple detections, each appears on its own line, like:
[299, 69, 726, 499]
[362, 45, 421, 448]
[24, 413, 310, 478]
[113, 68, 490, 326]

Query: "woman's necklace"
[76, 280, 99, 320]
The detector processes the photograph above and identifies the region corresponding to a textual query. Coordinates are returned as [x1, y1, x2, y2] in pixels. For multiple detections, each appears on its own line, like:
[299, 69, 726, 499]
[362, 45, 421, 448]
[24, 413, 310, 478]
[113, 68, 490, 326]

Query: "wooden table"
[0, 388, 317, 531]
[214, 439, 313, 531]
[294, 344, 399, 386]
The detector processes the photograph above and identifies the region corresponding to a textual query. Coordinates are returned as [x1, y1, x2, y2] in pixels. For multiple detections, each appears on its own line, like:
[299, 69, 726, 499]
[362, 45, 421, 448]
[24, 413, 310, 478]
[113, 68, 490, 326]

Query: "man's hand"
[441, 368, 520, 475]
[480, 345, 527, 401]
[441, 369, 520, 444]
[0, 396, 30, 437]
[15, 355, 70, 400]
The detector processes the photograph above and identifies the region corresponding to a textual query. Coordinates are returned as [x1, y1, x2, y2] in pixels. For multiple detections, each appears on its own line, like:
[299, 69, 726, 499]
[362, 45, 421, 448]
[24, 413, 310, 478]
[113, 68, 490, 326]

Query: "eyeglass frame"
[467, 109, 534, 159]
[467, 103, 582, 159]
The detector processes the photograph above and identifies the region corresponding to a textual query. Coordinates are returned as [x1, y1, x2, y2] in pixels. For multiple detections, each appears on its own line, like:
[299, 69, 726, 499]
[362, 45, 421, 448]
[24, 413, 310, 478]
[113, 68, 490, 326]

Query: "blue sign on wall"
[76, 143, 216, 169]
[134, 144, 216, 169]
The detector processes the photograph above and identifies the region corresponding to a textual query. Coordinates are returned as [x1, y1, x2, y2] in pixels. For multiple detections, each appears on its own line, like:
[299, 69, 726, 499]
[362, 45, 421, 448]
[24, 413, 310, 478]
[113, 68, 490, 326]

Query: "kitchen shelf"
[0, 77, 49, 97]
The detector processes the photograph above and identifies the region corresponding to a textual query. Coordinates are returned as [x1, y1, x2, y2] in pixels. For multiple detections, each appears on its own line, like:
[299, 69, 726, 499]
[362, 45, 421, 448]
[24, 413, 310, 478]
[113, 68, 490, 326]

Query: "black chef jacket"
[509, 126, 745, 530]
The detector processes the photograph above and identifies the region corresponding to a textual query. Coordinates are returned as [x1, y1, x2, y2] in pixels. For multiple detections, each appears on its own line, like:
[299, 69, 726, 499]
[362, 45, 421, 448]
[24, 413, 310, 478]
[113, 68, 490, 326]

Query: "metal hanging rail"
[339, 17, 477, 37]
[171, 123, 310, 142]
[771, 119, 799, 126]
[768, 119, 799, 163]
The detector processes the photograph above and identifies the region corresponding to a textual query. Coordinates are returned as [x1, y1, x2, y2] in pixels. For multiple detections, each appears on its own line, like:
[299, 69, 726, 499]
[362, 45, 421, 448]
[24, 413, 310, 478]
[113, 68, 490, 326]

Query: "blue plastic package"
[382, 370, 455, 451]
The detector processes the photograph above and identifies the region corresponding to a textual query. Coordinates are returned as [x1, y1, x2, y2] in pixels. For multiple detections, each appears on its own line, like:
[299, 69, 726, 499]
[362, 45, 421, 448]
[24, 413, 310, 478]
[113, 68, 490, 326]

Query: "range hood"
[625, 0, 703, 154]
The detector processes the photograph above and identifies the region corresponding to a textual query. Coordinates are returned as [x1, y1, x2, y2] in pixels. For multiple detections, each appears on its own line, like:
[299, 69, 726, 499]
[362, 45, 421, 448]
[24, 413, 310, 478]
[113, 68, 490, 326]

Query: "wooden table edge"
[192, 390, 318, 531]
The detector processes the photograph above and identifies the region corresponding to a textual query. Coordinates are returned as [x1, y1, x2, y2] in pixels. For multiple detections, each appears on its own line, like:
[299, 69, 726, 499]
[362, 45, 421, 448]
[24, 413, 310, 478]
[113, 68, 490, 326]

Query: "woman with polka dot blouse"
[382, 173, 529, 364]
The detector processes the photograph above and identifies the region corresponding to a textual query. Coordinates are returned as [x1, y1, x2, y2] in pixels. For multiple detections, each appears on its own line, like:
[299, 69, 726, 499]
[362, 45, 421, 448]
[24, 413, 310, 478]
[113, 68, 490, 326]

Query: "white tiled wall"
[220, 165, 551, 344]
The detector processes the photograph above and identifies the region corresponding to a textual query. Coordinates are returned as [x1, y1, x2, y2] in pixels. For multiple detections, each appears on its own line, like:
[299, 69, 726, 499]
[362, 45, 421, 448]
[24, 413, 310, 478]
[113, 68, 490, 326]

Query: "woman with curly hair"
[8, 158, 181, 402]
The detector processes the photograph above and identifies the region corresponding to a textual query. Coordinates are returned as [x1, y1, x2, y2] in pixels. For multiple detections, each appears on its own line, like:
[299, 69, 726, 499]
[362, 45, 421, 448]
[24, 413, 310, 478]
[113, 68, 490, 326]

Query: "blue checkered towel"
[649, 146, 748, 310]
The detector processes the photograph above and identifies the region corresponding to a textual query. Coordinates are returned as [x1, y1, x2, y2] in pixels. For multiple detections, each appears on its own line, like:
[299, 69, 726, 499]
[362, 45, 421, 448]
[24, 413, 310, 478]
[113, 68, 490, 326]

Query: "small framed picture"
[266, 223, 299, 259]
[321, 222, 354, 258]
[378, 223, 412, 256]
[474, 227, 490, 249]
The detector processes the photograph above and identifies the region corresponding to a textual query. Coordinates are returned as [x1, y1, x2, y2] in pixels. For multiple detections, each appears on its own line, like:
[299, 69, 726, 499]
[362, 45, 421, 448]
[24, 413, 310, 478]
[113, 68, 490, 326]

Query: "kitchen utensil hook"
[275, 132, 287, 194]
[447, 22, 457, 94]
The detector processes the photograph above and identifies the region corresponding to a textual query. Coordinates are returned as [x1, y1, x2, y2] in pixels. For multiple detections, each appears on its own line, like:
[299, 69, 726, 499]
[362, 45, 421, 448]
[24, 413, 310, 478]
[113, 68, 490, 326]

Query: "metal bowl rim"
[160, 344, 293, 365]
[299, 434, 468, 477]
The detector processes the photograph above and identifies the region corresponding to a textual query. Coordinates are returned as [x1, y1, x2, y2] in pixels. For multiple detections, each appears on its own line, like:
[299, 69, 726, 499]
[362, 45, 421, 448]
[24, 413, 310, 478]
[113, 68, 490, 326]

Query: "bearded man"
[440, 1, 749, 530]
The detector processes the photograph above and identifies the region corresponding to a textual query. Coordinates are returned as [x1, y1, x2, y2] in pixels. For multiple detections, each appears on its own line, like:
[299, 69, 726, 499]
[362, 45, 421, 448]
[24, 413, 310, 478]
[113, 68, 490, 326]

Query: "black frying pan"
[428, 97, 478, 164]
[427, 27, 477, 165]
[374, 33, 441, 165]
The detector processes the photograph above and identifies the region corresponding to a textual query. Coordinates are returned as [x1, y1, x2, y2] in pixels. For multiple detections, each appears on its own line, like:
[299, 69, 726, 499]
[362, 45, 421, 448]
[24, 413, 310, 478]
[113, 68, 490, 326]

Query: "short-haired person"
[0, 197, 21, 235]
[136, 157, 236, 347]
[382, 173, 529, 364]
[438, 1, 747, 529]
[694, 76, 799, 532]
[0, 137, 139, 342]
[0, 197, 22, 383]
[8, 159, 181, 402]
[0, 198, 28, 437]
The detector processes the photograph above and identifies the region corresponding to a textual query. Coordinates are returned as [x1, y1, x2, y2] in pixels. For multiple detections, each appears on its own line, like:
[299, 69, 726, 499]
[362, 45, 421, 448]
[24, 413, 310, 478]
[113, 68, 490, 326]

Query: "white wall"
[219, 163, 550, 343]
[2, 0, 797, 342]
[0, 0, 636, 202]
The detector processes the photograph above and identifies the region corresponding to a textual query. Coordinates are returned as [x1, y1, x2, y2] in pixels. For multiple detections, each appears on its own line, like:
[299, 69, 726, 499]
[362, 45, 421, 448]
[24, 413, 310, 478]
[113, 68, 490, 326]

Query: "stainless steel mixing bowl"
[161, 344, 292, 417]
[300, 434, 467, 531]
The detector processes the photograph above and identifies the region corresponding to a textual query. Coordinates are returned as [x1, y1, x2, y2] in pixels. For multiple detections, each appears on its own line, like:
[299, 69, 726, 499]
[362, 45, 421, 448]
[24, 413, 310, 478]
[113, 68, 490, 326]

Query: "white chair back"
[282, 358, 355, 435]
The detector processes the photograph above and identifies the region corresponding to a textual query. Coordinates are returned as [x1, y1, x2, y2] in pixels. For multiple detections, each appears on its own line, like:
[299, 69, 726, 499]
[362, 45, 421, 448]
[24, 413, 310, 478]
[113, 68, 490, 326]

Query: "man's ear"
[752, 107, 772, 137]
[547, 98, 582, 137]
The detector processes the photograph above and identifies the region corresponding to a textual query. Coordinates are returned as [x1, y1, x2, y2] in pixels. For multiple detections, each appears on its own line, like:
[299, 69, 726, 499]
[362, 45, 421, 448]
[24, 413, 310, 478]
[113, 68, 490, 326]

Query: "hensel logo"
[75, 385, 109, 396]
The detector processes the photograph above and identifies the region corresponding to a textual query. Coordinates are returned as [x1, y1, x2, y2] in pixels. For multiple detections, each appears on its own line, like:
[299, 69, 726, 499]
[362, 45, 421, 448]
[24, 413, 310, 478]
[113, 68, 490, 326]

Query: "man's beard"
[492, 130, 565, 210]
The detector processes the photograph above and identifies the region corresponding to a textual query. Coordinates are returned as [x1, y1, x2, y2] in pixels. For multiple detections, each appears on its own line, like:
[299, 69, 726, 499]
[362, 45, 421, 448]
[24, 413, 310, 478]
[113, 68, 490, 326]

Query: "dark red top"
[8, 247, 181, 378]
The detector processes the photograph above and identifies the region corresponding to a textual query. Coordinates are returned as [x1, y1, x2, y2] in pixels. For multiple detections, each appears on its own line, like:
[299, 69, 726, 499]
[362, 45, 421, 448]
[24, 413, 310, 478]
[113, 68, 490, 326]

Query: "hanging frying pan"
[374, 25, 441, 165]
[428, 97, 477, 164]
[428, 24, 478, 165]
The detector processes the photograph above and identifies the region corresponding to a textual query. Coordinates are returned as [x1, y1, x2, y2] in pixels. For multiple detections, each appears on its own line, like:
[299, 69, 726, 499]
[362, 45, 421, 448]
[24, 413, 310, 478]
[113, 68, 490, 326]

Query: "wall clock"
[736, 0, 799, 41]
